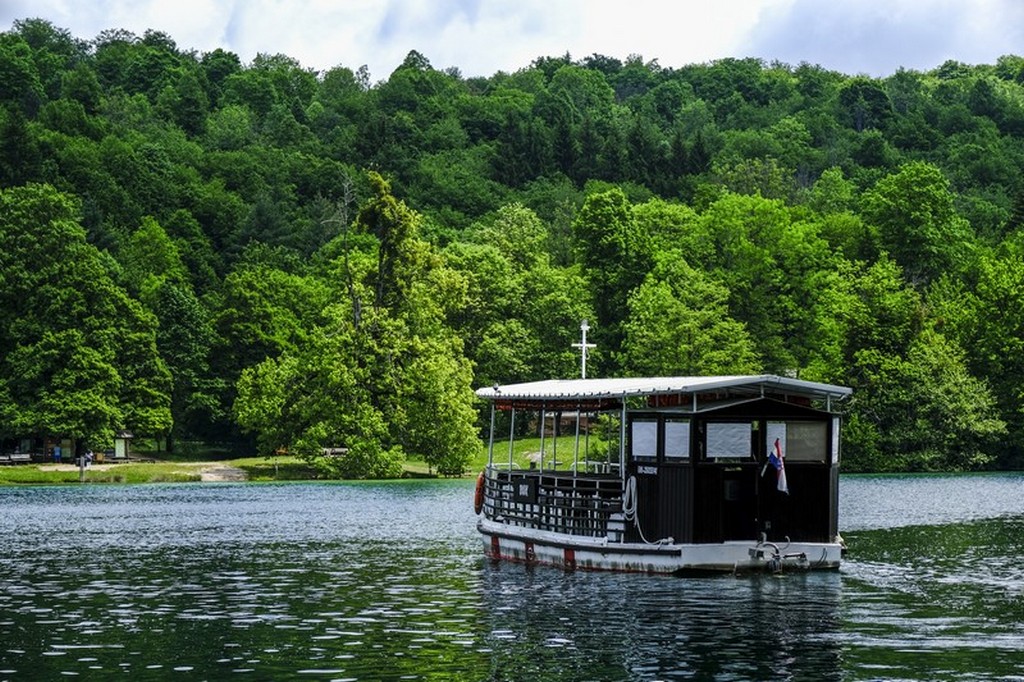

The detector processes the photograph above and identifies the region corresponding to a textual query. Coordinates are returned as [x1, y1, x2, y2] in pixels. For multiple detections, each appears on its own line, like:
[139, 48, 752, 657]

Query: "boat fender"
[473, 471, 485, 515]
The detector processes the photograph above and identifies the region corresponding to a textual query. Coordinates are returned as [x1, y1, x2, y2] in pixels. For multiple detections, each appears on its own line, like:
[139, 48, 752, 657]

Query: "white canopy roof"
[476, 375, 852, 403]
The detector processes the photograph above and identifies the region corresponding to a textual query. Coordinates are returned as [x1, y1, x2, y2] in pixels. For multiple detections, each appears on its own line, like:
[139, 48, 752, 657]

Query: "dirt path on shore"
[44, 461, 248, 482]
[199, 465, 247, 482]
[49, 463, 117, 472]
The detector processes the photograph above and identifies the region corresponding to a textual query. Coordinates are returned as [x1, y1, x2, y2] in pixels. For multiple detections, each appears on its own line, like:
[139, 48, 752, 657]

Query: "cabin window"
[664, 419, 690, 460]
[705, 422, 751, 459]
[630, 420, 658, 461]
[832, 417, 840, 463]
[767, 420, 828, 463]
[766, 421, 786, 459]
[788, 421, 827, 461]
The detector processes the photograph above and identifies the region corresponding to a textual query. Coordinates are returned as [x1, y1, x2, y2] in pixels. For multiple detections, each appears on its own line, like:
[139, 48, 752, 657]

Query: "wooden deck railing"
[483, 468, 624, 539]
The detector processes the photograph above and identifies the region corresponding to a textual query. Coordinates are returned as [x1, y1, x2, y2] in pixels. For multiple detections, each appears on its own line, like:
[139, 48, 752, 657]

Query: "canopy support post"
[508, 408, 516, 470]
[487, 402, 495, 467]
[539, 406, 546, 471]
[619, 401, 627, 484]
[573, 405, 581, 476]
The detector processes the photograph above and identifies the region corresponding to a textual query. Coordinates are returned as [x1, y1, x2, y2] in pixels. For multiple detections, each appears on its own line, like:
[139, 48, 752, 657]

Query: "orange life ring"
[473, 471, 485, 515]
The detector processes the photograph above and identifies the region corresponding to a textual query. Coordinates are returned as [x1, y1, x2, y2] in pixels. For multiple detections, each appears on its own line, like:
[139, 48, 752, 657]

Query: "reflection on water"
[479, 567, 844, 681]
[0, 474, 1021, 680]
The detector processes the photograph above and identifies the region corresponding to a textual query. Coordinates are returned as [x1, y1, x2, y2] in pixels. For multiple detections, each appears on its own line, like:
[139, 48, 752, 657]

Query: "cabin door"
[693, 464, 759, 543]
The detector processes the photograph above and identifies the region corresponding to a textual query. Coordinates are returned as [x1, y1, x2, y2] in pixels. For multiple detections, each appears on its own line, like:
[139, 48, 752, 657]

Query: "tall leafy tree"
[837, 77, 893, 132]
[448, 203, 593, 384]
[235, 173, 478, 476]
[117, 216, 218, 446]
[805, 258, 1002, 471]
[621, 258, 761, 376]
[357, 171, 423, 312]
[861, 161, 975, 286]
[0, 184, 171, 448]
[0, 33, 44, 114]
[0, 105, 42, 187]
[149, 281, 221, 446]
[929, 239, 1024, 466]
[697, 192, 826, 372]
[836, 331, 1004, 472]
[572, 187, 651, 368]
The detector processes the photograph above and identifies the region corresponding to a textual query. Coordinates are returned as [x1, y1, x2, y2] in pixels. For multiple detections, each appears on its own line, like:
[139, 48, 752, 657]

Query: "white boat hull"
[478, 518, 841, 574]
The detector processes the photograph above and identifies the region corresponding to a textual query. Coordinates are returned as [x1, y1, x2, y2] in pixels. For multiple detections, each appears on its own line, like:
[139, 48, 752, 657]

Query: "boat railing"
[572, 461, 620, 475]
[485, 461, 518, 470]
[482, 467, 625, 540]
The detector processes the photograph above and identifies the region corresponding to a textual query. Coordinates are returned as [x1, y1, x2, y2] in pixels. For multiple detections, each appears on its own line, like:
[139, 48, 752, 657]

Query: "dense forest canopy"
[2, 18, 1023, 474]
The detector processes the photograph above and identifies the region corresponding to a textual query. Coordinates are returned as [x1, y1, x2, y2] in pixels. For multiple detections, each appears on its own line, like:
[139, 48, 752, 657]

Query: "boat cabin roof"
[476, 375, 851, 411]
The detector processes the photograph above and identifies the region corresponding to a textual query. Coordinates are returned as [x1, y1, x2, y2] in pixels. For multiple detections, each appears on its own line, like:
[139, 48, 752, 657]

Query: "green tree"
[356, 171, 425, 312]
[803, 258, 1001, 470]
[839, 331, 1004, 472]
[234, 308, 406, 478]
[631, 198, 705, 261]
[234, 174, 479, 477]
[150, 281, 221, 445]
[519, 263, 594, 379]
[440, 240, 528, 385]
[0, 34, 44, 114]
[204, 104, 255, 151]
[0, 105, 42, 187]
[621, 259, 760, 376]
[212, 257, 330, 388]
[61, 62, 102, 115]
[697, 192, 831, 372]
[861, 161, 975, 285]
[805, 258, 921, 381]
[119, 215, 189, 297]
[808, 167, 880, 260]
[929, 240, 1024, 466]
[200, 48, 241, 105]
[117, 215, 220, 443]
[474, 202, 548, 269]
[0, 184, 171, 447]
[837, 77, 893, 132]
[446, 202, 593, 384]
[535, 64, 615, 180]
[156, 67, 209, 136]
[572, 187, 651, 365]
[11, 18, 88, 100]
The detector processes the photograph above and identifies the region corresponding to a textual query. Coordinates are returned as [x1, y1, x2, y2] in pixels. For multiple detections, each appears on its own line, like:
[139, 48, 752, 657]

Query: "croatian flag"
[768, 438, 789, 494]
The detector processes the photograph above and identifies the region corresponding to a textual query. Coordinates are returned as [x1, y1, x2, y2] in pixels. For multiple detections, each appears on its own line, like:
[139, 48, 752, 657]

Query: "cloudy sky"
[2, 0, 1023, 81]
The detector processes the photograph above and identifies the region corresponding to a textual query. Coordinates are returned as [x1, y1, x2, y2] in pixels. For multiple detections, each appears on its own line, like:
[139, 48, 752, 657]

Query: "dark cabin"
[626, 396, 840, 545]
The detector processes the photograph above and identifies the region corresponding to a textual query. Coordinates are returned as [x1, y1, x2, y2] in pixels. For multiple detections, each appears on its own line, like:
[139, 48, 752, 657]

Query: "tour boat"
[473, 375, 852, 573]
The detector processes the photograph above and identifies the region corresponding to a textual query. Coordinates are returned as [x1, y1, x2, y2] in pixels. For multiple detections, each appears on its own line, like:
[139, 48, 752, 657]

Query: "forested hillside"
[2, 18, 1023, 475]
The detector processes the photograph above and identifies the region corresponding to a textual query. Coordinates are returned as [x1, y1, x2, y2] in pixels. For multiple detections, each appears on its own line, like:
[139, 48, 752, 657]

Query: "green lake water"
[0, 474, 1021, 680]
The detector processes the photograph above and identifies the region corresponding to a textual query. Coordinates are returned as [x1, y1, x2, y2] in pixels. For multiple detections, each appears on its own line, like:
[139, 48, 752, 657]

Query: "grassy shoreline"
[0, 435, 611, 485]
[0, 456, 319, 485]
[0, 455, 477, 485]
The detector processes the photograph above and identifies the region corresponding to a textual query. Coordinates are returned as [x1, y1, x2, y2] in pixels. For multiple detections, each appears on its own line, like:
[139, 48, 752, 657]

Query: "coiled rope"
[622, 475, 673, 545]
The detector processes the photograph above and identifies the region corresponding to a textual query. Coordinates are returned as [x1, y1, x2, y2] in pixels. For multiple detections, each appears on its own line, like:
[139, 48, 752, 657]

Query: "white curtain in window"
[706, 422, 750, 458]
[664, 420, 690, 459]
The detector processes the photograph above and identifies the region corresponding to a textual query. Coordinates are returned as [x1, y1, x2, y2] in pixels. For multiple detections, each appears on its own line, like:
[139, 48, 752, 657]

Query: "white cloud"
[747, 0, 1024, 75]
[573, 0, 795, 66]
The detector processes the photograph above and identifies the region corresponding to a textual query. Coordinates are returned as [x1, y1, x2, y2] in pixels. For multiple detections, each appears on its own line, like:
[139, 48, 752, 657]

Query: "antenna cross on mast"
[571, 319, 596, 379]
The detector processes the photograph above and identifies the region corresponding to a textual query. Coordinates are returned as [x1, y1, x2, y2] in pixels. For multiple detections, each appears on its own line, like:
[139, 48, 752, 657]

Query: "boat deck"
[483, 468, 624, 539]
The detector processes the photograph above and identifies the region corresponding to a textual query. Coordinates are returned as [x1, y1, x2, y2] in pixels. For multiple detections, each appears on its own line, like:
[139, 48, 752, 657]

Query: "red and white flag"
[768, 437, 789, 494]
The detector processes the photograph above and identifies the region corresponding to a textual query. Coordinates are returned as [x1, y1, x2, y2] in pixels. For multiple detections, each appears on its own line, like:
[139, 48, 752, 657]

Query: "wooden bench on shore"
[0, 453, 32, 465]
